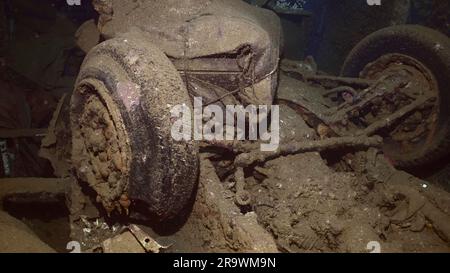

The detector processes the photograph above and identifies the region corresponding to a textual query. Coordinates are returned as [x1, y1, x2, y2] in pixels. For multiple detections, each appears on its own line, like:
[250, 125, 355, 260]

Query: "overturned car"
[43, 0, 282, 224]
[42, 0, 450, 243]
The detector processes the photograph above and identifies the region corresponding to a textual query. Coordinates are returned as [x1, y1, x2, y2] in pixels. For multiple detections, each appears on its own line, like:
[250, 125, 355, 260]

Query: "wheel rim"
[71, 78, 131, 216]
[360, 53, 440, 164]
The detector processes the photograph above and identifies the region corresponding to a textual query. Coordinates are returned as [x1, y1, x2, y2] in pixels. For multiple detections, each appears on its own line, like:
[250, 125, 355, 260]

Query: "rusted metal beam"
[0, 128, 47, 138]
[0, 177, 69, 200]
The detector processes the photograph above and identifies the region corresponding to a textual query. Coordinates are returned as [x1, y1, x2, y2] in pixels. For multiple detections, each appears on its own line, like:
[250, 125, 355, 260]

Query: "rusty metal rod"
[358, 96, 436, 136]
[235, 136, 383, 167]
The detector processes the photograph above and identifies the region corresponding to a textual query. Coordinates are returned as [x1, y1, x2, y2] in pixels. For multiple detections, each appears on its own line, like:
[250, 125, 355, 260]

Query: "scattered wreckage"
[15, 0, 449, 250]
